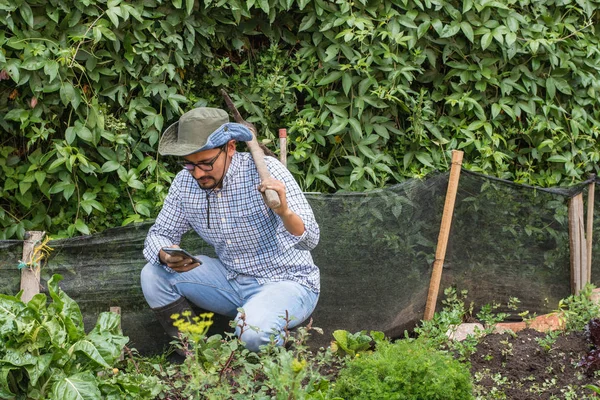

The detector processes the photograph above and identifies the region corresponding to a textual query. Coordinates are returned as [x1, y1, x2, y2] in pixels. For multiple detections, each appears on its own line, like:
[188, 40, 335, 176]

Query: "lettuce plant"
[578, 318, 600, 375]
[0, 274, 163, 399]
[333, 337, 473, 400]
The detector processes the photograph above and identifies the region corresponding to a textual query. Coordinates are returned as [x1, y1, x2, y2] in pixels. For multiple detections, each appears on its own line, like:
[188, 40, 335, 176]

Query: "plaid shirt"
[144, 152, 320, 293]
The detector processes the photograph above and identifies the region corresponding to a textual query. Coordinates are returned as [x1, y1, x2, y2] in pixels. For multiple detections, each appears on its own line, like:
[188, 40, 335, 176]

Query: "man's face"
[182, 143, 231, 190]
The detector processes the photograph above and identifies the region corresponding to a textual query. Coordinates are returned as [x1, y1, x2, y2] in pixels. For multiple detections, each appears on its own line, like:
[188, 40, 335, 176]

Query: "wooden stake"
[279, 128, 287, 166]
[20, 231, 45, 303]
[586, 177, 595, 283]
[424, 150, 463, 320]
[569, 193, 587, 294]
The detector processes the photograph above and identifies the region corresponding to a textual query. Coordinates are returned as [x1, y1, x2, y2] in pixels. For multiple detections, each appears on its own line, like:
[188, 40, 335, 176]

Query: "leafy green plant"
[0, 274, 163, 399]
[477, 301, 512, 330]
[557, 284, 600, 332]
[332, 337, 474, 399]
[330, 329, 383, 357]
[535, 330, 561, 353]
[414, 287, 473, 349]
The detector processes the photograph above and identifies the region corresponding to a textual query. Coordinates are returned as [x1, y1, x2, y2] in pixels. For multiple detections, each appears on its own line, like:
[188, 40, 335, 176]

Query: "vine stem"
[70, 11, 106, 67]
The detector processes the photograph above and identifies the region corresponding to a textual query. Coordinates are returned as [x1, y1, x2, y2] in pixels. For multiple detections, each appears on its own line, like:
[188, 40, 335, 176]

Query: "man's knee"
[140, 263, 179, 308]
[238, 326, 279, 352]
[234, 313, 286, 352]
[140, 262, 157, 286]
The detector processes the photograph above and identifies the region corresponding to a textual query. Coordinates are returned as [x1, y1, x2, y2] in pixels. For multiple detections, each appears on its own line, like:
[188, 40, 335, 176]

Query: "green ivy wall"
[1, 0, 599, 238]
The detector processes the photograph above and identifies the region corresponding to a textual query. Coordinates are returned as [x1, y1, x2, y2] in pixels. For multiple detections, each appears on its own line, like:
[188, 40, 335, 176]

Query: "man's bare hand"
[159, 246, 200, 272]
[258, 177, 288, 215]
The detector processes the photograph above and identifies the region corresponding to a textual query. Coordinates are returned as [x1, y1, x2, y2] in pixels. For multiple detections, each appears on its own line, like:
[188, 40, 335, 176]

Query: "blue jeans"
[140, 254, 319, 352]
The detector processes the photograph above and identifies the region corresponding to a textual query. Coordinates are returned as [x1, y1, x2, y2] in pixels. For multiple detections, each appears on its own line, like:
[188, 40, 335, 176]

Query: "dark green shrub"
[333, 337, 473, 400]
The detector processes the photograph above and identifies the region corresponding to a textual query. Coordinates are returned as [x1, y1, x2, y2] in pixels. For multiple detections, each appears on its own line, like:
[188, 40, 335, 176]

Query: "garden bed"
[469, 328, 596, 399]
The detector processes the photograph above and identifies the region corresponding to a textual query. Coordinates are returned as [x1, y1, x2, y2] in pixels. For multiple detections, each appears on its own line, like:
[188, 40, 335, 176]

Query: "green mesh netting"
[0, 170, 592, 354]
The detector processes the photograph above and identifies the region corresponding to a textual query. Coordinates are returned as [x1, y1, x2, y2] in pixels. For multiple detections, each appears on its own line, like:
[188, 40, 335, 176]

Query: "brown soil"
[469, 328, 598, 399]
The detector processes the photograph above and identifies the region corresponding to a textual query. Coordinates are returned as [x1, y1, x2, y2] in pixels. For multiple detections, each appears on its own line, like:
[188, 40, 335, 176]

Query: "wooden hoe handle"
[220, 89, 281, 209]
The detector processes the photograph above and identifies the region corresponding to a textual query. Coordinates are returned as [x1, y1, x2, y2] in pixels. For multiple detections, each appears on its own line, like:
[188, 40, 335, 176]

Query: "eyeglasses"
[180, 145, 226, 172]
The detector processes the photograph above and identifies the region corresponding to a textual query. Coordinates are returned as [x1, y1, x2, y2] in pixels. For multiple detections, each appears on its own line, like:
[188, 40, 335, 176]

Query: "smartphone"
[161, 247, 202, 264]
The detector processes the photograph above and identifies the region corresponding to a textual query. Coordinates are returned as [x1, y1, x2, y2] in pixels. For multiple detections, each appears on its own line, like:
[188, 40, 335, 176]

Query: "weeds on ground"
[413, 287, 518, 360]
[126, 311, 344, 399]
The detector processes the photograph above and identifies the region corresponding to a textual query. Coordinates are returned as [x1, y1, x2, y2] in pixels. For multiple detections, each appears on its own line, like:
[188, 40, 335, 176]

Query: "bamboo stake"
[587, 176, 595, 284]
[279, 128, 287, 166]
[20, 231, 45, 303]
[424, 150, 464, 320]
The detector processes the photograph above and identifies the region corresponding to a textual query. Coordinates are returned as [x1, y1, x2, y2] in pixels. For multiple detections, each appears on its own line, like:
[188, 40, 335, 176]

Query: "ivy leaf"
[326, 117, 349, 136]
[481, 32, 493, 50]
[546, 77, 556, 98]
[547, 155, 570, 163]
[258, 0, 269, 14]
[529, 39, 540, 54]
[19, 3, 34, 27]
[299, 13, 316, 31]
[15, 192, 32, 208]
[5, 59, 20, 83]
[505, 32, 517, 46]
[135, 203, 151, 216]
[73, 219, 90, 235]
[398, 15, 417, 29]
[21, 57, 45, 71]
[326, 104, 348, 118]
[44, 60, 60, 81]
[440, 22, 460, 38]
[60, 83, 81, 109]
[317, 71, 343, 86]
[101, 161, 121, 173]
[415, 152, 434, 167]
[74, 123, 93, 143]
[19, 181, 31, 195]
[460, 22, 474, 43]
[65, 127, 76, 144]
[553, 78, 571, 95]
[417, 21, 430, 39]
[185, 0, 194, 14]
[34, 171, 46, 186]
[348, 118, 363, 138]
[106, 8, 120, 28]
[463, 0, 473, 12]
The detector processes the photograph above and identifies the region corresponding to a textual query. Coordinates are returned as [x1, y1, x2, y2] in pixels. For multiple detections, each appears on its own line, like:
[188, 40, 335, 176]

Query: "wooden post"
[424, 150, 463, 320]
[279, 128, 287, 166]
[586, 176, 595, 283]
[20, 231, 45, 303]
[569, 193, 587, 294]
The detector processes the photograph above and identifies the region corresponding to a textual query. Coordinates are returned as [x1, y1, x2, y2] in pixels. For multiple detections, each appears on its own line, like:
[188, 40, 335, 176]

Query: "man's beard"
[196, 176, 218, 190]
